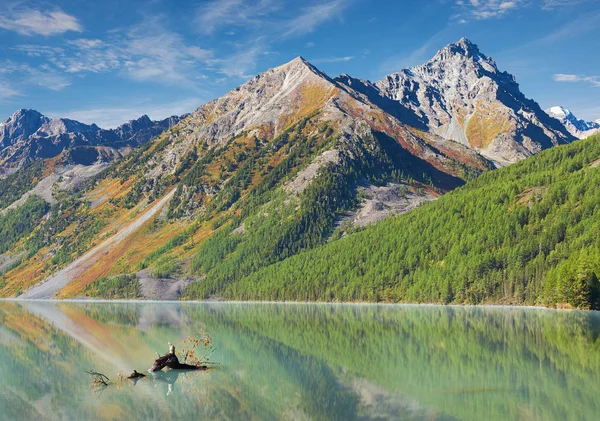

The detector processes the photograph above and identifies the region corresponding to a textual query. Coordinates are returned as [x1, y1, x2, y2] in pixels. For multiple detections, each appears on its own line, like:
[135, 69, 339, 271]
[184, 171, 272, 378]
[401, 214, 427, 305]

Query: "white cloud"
[0, 80, 21, 99]
[311, 56, 354, 63]
[378, 28, 449, 75]
[454, 0, 527, 21]
[51, 98, 204, 129]
[542, 0, 593, 8]
[554, 74, 600, 87]
[27, 66, 71, 91]
[195, 0, 278, 34]
[0, 60, 70, 92]
[215, 46, 264, 78]
[14, 19, 213, 88]
[121, 19, 213, 86]
[455, 0, 595, 22]
[285, 0, 349, 36]
[0, 7, 82, 36]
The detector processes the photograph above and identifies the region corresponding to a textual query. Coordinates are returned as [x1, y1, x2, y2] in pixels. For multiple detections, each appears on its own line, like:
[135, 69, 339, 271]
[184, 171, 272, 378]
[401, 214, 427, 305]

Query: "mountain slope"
[218, 133, 600, 309]
[338, 38, 574, 166]
[0, 55, 492, 299]
[545, 106, 600, 139]
[0, 42, 583, 302]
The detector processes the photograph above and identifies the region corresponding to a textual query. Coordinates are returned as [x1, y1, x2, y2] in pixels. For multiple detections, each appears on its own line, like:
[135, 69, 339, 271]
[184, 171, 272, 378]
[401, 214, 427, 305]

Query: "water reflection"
[0, 302, 599, 420]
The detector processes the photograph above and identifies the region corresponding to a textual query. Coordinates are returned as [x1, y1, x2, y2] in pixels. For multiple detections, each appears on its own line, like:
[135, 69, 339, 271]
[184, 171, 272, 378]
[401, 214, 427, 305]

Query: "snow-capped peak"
[546, 105, 600, 139]
[547, 106, 571, 118]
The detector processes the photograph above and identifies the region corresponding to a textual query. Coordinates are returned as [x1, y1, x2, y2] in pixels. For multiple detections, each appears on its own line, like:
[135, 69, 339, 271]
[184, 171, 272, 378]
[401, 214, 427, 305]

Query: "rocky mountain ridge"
[0, 38, 587, 301]
[0, 109, 186, 171]
[545, 106, 600, 139]
[337, 38, 574, 166]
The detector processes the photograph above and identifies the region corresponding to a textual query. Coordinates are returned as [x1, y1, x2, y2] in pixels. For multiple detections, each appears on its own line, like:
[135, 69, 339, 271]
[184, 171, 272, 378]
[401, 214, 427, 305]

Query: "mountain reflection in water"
[0, 301, 599, 421]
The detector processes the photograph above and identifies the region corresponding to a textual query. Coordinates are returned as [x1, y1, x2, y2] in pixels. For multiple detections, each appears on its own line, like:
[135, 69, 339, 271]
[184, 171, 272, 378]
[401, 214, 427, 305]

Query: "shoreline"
[2, 297, 594, 312]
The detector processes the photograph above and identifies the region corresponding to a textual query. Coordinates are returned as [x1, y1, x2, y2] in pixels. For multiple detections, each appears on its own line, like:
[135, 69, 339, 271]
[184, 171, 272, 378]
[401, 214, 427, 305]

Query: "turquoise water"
[0, 301, 599, 420]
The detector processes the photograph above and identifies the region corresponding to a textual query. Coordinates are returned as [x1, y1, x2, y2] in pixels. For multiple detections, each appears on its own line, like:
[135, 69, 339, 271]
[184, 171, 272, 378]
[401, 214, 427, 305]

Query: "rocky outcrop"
[0, 109, 50, 148]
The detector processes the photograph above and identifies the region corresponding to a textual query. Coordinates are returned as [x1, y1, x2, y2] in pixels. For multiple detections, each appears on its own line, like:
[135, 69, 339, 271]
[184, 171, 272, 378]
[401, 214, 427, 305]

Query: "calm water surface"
[0, 301, 599, 420]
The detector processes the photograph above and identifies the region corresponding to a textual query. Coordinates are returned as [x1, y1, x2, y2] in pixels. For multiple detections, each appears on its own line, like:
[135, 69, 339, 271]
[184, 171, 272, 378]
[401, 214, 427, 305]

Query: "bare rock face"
[338, 38, 574, 166]
[545, 106, 600, 139]
[143, 55, 489, 189]
[34, 118, 99, 137]
[0, 109, 50, 148]
[185, 57, 336, 145]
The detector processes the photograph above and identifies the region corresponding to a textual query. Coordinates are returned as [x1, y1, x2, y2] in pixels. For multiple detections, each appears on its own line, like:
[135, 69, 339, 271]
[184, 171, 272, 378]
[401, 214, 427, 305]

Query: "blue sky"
[0, 0, 599, 127]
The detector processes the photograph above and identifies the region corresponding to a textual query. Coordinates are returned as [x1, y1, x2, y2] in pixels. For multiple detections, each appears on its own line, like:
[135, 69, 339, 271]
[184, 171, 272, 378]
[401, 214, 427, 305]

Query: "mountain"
[337, 38, 574, 166]
[0, 40, 585, 303]
[545, 106, 600, 139]
[4, 54, 492, 299]
[0, 110, 185, 170]
[0, 109, 50, 148]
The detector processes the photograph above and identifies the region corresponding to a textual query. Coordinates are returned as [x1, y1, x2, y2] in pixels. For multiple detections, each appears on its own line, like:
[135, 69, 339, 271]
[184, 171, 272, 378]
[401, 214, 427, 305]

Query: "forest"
[187, 134, 600, 310]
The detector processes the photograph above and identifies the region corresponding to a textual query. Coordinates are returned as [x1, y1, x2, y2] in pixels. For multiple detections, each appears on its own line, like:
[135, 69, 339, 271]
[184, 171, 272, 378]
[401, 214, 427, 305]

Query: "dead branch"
[85, 370, 109, 387]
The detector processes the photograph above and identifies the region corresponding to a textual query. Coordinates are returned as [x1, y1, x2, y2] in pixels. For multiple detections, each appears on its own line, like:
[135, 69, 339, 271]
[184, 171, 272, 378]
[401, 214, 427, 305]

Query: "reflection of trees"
[184, 304, 600, 421]
[2, 302, 600, 421]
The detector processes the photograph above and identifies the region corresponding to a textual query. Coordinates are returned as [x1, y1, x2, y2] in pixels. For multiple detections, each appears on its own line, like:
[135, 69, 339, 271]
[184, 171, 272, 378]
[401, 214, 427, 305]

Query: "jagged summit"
[353, 38, 575, 165]
[546, 106, 600, 139]
[269, 55, 332, 84]
[435, 37, 483, 60]
[35, 118, 99, 137]
[182, 54, 341, 151]
[547, 106, 570, 117]
[0, 109, 51, 148]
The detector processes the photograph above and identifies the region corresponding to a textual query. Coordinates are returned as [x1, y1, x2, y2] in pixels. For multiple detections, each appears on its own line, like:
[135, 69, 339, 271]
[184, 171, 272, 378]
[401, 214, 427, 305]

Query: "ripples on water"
[0, 302, 599, 420]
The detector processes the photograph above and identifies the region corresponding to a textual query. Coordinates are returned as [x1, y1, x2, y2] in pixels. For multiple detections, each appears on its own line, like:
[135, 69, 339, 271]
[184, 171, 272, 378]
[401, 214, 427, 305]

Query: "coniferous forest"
[190, 134, 600, 309]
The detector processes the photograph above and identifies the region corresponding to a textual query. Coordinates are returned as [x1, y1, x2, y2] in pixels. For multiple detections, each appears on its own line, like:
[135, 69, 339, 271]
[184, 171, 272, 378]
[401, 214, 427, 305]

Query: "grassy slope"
[214, 134, 600, 309]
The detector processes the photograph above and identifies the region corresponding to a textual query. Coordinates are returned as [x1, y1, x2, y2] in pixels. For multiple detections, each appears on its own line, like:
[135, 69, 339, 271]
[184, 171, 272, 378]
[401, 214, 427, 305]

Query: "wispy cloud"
[0, 80, 21, 100]
[14, 18, 213, 88]
[122, 18, 213, 86]
[0, 60, 70, 92]
[195, 0, 278, 34]
[51, 98, 204, 129]
[454, 0, 596, 22]
[533, 11, 600, 44]
[378, 27, 450, 75]
[213, 43, 267, 78]
[285, 0, 349, 36]
[311, 56, 354, 64]
[454, 0, 526, 21]
[27, 65, 71, 91]
[0, 7, 82, 36]
[554, 73, 600, 87]
[542, 0, 594, 9]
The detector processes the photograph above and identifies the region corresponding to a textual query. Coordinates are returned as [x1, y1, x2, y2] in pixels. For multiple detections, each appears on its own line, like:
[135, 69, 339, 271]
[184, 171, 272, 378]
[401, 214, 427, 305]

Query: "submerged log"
[149, 342, 207, 372]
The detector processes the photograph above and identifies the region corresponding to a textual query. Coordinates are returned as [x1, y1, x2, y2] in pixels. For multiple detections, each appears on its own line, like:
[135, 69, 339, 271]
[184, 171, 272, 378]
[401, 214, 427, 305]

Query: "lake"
[0, 302, 599, 420]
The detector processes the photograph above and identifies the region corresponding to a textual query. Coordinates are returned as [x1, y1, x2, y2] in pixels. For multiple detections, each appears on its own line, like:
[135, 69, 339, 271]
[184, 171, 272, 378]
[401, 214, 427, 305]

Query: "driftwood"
[86, 370, 109, 386]
[127, 370, 146, 379]
[149, 342, 207, 372]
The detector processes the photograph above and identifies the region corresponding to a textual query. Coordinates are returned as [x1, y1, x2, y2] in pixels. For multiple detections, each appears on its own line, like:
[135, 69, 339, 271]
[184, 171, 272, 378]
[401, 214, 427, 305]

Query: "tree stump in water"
[149, 342, 207, 372]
